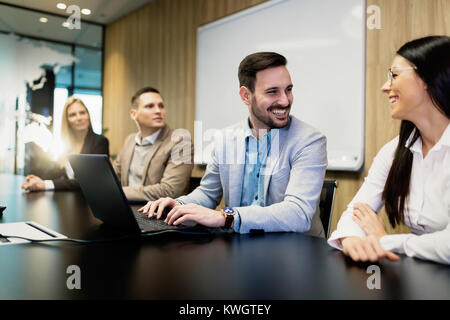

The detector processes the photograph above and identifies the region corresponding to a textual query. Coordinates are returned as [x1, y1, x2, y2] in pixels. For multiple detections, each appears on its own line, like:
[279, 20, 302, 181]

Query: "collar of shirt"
[135, 128, 161, 146]
[406, 123, 450, 155]
[243, 118, 254, 139]
[436, 123, 450, 148]
[244, 118, 281, 143]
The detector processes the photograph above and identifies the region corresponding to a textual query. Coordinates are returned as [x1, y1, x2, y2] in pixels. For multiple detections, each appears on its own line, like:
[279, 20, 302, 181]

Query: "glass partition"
[0, 3, 104, 174]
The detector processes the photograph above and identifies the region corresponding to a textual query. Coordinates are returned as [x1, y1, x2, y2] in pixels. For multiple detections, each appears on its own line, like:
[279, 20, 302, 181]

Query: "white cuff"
[327, 216, 366, 250]
[44, 180, 55, 191]
[327, 229, 365, 251]
[233, 209, 241, 233]
[379, 234, 410, 254]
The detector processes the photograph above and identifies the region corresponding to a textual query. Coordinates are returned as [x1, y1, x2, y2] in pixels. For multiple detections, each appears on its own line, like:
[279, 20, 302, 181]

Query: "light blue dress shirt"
[240, 125, 273, 207]
[233, 121, 277, 232]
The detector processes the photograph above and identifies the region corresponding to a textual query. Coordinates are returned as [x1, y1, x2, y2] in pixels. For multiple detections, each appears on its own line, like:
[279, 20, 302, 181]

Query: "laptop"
[68, 154, 223, 236]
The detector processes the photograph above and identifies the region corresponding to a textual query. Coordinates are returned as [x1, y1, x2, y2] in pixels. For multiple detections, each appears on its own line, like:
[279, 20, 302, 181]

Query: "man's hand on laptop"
[165, 204, 226, 228]
[138, 197, 180, 220]
[139, 198, 227, 228]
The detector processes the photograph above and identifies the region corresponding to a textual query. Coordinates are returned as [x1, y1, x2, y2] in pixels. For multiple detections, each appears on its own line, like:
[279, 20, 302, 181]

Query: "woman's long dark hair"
[382, 36, 450, 228]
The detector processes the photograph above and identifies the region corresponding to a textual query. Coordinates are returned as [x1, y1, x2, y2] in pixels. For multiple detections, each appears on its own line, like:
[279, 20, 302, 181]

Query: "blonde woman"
[22, 96, 109, 191]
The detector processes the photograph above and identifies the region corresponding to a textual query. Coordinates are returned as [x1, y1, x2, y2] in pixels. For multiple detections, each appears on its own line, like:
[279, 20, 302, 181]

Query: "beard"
[250, 96, 291, 129]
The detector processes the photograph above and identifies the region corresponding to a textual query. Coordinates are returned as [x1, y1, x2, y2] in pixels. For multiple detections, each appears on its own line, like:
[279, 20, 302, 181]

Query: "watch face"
[223, 207, 234, 215]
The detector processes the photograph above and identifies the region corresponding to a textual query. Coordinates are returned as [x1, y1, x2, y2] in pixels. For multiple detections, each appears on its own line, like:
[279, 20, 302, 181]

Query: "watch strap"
[222, 207, 235, 229]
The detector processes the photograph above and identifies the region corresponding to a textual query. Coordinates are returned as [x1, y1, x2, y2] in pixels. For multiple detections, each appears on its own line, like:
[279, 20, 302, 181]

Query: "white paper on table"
[0, 221, 67, 245]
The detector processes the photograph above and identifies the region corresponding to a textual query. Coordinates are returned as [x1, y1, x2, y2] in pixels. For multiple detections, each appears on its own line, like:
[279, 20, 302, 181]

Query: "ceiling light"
[57, 3, 67, 10]
[39, 17, 48, 23]
[81, 8, 91, 15]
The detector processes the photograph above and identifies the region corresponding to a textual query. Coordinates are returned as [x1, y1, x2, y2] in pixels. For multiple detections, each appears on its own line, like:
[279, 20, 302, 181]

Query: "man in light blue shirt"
[139, 52, 327, 235]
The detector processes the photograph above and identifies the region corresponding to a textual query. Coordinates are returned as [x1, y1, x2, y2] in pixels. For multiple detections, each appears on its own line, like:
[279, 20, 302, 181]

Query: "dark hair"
[238, 52, 287, 92]
[131, 86, 161, 108]
[382, 35, 450, 228]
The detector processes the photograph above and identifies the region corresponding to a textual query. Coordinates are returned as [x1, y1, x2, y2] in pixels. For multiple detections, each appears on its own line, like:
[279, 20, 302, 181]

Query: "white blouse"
[328, 124, 450, 265]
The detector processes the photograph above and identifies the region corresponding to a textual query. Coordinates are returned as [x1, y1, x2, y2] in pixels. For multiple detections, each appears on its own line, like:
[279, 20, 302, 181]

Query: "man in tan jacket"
[113, 87, 193, 202]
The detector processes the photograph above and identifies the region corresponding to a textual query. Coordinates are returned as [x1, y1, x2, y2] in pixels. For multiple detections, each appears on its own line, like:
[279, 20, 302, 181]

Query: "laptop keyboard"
[133, 212, 188, 231]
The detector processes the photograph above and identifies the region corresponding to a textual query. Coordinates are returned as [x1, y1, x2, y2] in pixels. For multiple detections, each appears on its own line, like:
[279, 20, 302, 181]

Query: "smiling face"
[241, 66, 293, 131]
[381, 55, 430, 121]
[67, 102, 90, 133]
[130, 92, 166, 133]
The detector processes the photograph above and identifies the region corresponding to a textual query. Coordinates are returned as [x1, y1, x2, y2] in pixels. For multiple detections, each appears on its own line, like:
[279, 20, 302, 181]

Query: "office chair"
[188, 177, 202, 193]
[319, 180, 338, 239]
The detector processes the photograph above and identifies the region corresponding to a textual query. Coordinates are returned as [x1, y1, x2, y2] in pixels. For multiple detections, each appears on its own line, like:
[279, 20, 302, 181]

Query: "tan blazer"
[113, 125, 193, 202]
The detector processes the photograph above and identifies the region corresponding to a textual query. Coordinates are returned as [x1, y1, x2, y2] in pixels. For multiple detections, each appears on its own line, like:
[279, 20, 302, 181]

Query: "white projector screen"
[195, 0, 366, 171]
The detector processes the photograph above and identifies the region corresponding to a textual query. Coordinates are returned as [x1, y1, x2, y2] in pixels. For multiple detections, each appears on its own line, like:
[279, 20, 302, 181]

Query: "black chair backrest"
[188, 177, 202, 194]
[319, 180, 338, 239]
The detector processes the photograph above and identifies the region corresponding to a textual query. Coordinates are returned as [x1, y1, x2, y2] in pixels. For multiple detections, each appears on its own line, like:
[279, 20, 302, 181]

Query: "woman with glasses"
[22, 96, 109, 191]
[328, 36, 450, 265]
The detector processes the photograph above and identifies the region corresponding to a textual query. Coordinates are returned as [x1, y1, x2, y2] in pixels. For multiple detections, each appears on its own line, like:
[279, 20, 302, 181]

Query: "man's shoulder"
[287, 116, 322, 135]
[162, 125, 188, 137]
[160, 125, 192, 145]
[284, 116, 325, 144]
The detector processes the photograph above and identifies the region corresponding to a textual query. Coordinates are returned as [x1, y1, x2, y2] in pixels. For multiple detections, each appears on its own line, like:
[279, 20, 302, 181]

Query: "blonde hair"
[60, 96, 93, 151]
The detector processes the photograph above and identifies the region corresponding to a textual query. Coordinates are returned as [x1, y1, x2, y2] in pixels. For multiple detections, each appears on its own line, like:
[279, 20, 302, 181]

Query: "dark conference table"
[0, 174, 449, 300]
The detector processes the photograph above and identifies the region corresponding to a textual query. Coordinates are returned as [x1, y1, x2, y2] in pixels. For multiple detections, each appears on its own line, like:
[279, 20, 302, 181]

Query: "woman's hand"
[21, 175, 45, 192]
[341, 236, 400, 263]
[352, 203, 388, 240]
